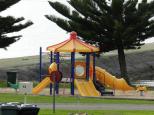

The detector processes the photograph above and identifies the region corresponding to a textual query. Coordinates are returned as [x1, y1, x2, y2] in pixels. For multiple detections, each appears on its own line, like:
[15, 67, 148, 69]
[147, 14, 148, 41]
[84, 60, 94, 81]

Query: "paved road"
[34, 103, 154, 110]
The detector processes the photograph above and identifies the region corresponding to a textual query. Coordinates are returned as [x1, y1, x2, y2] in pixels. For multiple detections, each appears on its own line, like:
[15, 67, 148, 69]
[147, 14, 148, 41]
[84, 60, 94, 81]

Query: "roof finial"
[70, 31, 77, 39]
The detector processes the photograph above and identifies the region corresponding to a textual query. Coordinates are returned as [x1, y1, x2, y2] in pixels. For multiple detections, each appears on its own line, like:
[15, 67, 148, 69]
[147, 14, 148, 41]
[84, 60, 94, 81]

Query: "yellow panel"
[57, 40, 74, 52]
[32, 77, 52, 94]
[87, 80, 100, 96]
[75, 61, 93, 79]
[47, 37, 99, 52]
[75, 38, 99, 51]
[57, 39, 93, 52]
[74, 40, 92, 52]
[48, 62, 57, 74]
[47, 39, 70, 52]
[75, 79, 100, 97]
[75, 79, 89, 96]
[95, 66, 134, 91]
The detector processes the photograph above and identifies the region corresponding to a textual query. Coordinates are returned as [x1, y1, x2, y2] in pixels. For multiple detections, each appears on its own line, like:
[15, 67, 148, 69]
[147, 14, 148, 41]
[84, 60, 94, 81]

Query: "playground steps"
[101, 91, 114, 96]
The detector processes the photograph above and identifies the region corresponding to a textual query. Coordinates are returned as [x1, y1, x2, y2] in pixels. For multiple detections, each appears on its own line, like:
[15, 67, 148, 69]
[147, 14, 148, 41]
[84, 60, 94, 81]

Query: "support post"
[86, 53, 90, 80]
[50, 52, 53, 95]
[50, 52, 53, 63]
[71, 52, 75, 95]
[55, 52, 60, 94]
[93, 53, 96, 82]
[52, 73, 56, 113]
[39, 47, 42, 82]
[56, 52, 60, 70]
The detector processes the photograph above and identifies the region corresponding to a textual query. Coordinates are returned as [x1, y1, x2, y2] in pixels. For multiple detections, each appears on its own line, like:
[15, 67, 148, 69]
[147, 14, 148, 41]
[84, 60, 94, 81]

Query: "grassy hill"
[0, 43, 154, 82]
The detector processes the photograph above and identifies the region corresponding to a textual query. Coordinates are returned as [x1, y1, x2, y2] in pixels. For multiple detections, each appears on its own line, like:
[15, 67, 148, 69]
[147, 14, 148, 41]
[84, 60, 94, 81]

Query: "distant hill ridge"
[0, 43, 154, 82]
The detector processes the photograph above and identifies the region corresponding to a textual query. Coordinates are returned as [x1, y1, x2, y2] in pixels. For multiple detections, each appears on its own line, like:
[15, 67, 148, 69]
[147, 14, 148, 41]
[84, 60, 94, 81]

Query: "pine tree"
[45, 0, 154, 83]
[0, 0, 33, 49]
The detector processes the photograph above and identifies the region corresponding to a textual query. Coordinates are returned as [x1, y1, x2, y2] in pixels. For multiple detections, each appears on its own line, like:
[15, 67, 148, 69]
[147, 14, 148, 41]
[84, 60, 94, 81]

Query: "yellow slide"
[95, 66, 134, 91]
[75, 79, 100, 97]
[32, 77, 53, 94]
[32, 62, 57, 95]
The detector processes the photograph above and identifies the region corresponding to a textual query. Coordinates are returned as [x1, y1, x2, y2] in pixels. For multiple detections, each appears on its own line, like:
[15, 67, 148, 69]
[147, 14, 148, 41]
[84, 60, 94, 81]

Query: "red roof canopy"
[47, 32, 99, 52]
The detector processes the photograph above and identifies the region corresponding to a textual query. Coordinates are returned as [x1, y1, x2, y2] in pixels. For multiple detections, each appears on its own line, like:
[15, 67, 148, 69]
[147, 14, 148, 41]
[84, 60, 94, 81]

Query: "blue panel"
[86, 53, 90, 80]
[55, 52, 60, 94]
[55, 83, 59, 94]
[50, 52, 53, 95]
[50, 83, 52, 95]
[39, 47, 42, 82]
[50, 52, 53, 63]
[71, 52, 75, 95]
[56, 52, 60, 70]
[93, 53, 96, 81]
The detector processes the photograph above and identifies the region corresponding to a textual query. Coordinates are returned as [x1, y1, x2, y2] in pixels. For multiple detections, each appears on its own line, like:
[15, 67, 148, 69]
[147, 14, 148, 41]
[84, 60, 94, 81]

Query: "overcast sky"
[0, 0, 153, 59]
[0, 0, 69, 59]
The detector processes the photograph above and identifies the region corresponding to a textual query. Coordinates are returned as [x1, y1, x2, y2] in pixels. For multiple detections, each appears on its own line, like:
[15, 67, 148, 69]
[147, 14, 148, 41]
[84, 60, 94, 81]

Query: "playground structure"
[32, 31, 134, 96]
[32, 62, 62, 94]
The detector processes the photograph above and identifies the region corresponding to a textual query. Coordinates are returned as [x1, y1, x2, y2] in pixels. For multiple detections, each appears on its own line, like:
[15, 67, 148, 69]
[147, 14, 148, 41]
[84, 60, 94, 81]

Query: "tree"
[45, 0, 154, 83]
[0, 0, 33, 49]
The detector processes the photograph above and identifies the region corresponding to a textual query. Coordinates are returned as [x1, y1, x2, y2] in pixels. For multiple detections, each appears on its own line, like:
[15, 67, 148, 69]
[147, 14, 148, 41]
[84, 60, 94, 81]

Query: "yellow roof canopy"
[47, 32, 99, 52]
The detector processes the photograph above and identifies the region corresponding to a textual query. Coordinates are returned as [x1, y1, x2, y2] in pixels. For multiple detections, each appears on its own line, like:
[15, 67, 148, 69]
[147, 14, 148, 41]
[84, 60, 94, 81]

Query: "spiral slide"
[75, 79, 100, 97]
[32, 77, 53, 94]
[95, 66, 134, 91]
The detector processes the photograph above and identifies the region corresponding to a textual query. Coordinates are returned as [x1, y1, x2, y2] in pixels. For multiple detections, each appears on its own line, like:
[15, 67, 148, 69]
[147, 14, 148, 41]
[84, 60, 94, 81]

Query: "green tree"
[0, 0, 33, 49]
[45, 0, 154, 83]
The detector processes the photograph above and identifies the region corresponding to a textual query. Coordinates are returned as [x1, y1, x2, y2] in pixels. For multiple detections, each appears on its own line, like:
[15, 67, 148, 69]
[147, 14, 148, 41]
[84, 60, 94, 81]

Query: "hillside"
[0, 43, 154, 82]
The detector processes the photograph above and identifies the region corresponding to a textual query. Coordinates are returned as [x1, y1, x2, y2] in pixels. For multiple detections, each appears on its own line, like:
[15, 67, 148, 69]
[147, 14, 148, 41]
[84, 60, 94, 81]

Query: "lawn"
[0, 93, 154, 104]
[1, 93, 154, 115]
[39, 110, 154, 115]
[0, 80, 7, 88]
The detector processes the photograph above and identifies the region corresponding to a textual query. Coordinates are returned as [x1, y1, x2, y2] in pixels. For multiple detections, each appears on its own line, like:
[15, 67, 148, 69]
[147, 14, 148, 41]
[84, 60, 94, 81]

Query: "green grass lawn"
[0, 93, 154, 104]
[1, 93, 154, 115]
[39, 110, 154, 115]
[0, 80, 7, 88]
